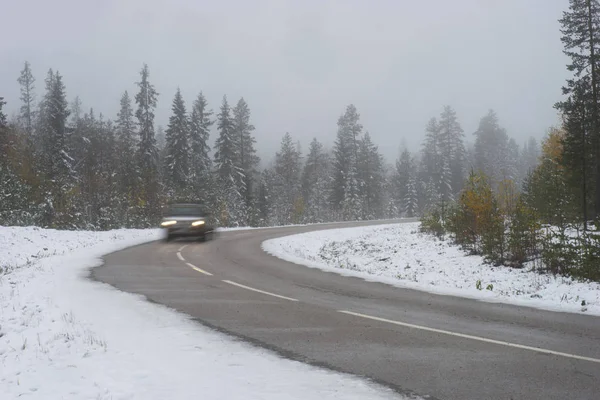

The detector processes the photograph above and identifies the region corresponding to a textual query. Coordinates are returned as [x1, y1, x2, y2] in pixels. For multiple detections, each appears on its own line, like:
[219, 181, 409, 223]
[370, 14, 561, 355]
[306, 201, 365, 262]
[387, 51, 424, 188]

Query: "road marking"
[222, 280, 298, 302]
[176, 252, 185, 261]
[186, 262, 213, 276]
[178, 245, 188, 252]
[339, 310, 600, 364]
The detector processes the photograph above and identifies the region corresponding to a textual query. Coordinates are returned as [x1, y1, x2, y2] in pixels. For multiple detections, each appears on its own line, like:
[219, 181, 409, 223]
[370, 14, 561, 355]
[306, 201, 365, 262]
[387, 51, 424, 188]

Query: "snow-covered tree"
[214, 95, 244, 226]
[357, 132, 385, 219]
[134, 64, 160, 223]
[302, 138, 331, 223]
[271, 132, 302, 225]
[37, 70, 77, 227]
[163, 88, 190, 198]
[115, 91, 138, 206]
[331, 104, 363, 219]
[189, 92, 214, 204]
[17, 61, 36, 134]
[438, 105, 465, 196]
[232, 98, 259, 212]
[404, 173, 418, 217]
[473, 110, 511, 189]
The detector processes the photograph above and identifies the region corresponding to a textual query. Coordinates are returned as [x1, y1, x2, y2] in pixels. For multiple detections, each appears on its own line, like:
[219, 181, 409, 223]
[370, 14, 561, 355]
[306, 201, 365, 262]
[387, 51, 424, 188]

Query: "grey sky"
[1, 0, 569, 164]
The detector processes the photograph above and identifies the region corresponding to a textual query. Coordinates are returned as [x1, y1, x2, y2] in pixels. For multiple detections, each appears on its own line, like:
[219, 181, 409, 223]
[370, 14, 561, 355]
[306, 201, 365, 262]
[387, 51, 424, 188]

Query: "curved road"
[93, 220, 600, 400]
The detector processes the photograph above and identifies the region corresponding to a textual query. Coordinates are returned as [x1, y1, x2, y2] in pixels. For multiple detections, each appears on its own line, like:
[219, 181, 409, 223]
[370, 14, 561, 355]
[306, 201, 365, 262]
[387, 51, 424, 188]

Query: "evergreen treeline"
[421, 0, 600, 282]
[1, 63, 538, 230]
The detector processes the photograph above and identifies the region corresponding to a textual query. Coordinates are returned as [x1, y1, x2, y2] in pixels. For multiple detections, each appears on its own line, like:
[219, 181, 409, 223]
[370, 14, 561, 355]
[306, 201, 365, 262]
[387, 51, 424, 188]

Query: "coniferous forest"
[0, 63, 538, 231]
[1, 0, 599, 281]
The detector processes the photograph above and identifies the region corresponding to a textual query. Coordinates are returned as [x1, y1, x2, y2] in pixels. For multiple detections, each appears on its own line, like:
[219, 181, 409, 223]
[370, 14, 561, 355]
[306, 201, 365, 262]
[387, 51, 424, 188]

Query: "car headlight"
[161, 220, 177, 227]
[191, 220, 205, 226]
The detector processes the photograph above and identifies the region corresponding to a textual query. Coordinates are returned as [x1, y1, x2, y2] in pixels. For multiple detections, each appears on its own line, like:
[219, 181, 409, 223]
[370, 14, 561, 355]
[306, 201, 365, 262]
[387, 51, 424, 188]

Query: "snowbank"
[0, 226, 401, 400]
[262, 222, 600, 316]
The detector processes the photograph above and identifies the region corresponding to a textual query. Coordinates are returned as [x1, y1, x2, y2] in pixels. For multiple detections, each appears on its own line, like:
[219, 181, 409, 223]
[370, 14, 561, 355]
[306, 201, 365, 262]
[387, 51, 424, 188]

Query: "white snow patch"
[262, 222, 600, 316]
[0, 226, 406, 400]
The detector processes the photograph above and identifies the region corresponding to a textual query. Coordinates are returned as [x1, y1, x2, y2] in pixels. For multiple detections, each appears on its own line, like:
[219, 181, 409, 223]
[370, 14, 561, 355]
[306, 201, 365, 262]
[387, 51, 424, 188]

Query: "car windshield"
[166, 206, 204, 216]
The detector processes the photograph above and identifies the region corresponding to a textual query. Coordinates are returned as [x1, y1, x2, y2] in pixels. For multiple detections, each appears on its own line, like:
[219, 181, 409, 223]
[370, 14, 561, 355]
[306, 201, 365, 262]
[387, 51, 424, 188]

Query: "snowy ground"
[263, 222, 600, 316]
[0, 226, 406, 400]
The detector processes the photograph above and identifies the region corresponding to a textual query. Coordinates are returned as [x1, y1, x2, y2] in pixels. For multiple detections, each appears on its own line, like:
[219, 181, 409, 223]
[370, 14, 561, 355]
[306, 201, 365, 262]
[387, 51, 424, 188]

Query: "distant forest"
[420, 0, 600, 282]
[0, 61, 540, 230]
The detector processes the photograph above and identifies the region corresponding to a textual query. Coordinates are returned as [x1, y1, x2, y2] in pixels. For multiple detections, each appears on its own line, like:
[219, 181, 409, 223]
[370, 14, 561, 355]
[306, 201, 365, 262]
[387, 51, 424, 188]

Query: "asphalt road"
[93, 220, 600, 400]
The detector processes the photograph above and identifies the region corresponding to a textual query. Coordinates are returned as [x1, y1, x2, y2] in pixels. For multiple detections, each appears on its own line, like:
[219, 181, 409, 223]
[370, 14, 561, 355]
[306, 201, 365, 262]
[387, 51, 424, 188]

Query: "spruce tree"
[189, 92, 214, 202]
[420, 117, 443, 209]
[0, 103, 31, 225]
[558, 0, 600, 218]
[38, 70, 75, 227]
[473, 110, 510, 189]
[438, 105, 465, 196]
[393, 149, 412, 214]
[357, 132, 384, 219]
[115, 91, 138, 212]
[272, 132, 302, 225]
[17, 61, 36, 134]
[404, 173, 419, 217]
[302, 138, 332, 223]
[134, 64, 160, 223]
[232, 98, 259, 211]
[560, 79, 594, 227]
[214, 95, 244, 226]
[163, 88, 190, 198]
[331, 104, 362, 217]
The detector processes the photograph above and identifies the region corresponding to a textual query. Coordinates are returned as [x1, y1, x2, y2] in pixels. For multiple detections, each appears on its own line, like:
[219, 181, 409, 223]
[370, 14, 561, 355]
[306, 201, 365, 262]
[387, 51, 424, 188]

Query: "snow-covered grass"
[0, 226, 402, 400]
[263, 222, 600, 316]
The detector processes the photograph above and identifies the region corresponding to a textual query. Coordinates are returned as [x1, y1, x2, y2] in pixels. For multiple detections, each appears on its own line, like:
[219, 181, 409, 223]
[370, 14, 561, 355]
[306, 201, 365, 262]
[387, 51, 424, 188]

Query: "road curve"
[93, 220, 600, 400]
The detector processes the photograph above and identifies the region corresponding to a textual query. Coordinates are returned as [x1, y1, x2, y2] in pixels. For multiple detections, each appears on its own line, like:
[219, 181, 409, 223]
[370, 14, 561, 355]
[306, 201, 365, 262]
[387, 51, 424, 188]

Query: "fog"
[1, 0, 568, 162]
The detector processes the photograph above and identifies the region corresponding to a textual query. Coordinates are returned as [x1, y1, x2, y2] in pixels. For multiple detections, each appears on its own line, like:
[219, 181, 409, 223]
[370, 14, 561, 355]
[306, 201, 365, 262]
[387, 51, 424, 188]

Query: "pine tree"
[232, 98, 259, 212]
[0, 103, 31, 225]
[392, 149, 413, 214]
[134, 64, 160, 223]
[420, 117, 443, 209]
[256, 168, 274, 226]
[506, 138, 521, 184]
[115, 91, 137, 215]
[189, 91, 214, 202]
[17, 61, 36, 134]
[560, 79, 594, 227]
[214, 95, 244, 226]
[404, 173, 418, 217]
[302, 138, 331, 223]
[38, 70, 76, 227]
[558, 0, 600, 217]
[272, 132, 302, 225]
[357, 132, 384, 219]
[163, 88, 190, 198]
[438, 106, 465, 196]
[473, 110, 511, 189]
[331, 104, 362, 218]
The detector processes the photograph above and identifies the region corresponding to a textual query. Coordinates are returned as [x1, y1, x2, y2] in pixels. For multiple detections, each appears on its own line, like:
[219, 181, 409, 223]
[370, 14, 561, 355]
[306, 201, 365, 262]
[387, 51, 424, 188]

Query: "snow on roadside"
[262, 222, 600, 316]
[0, 226, 402, 400]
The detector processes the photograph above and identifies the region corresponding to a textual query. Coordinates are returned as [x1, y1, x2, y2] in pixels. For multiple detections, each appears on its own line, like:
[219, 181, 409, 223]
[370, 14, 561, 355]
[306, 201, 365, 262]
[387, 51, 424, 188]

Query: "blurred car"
[160, 203, 216, 242]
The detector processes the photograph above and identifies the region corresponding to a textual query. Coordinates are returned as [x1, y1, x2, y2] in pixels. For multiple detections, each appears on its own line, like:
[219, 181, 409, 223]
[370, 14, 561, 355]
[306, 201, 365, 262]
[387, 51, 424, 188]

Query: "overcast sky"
[1, 0, 569, 164]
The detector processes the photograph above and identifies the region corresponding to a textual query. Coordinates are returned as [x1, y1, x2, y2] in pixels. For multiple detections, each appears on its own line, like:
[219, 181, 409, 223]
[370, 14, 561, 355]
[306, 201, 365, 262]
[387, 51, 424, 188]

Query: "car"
[160, 203, 216, 242]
